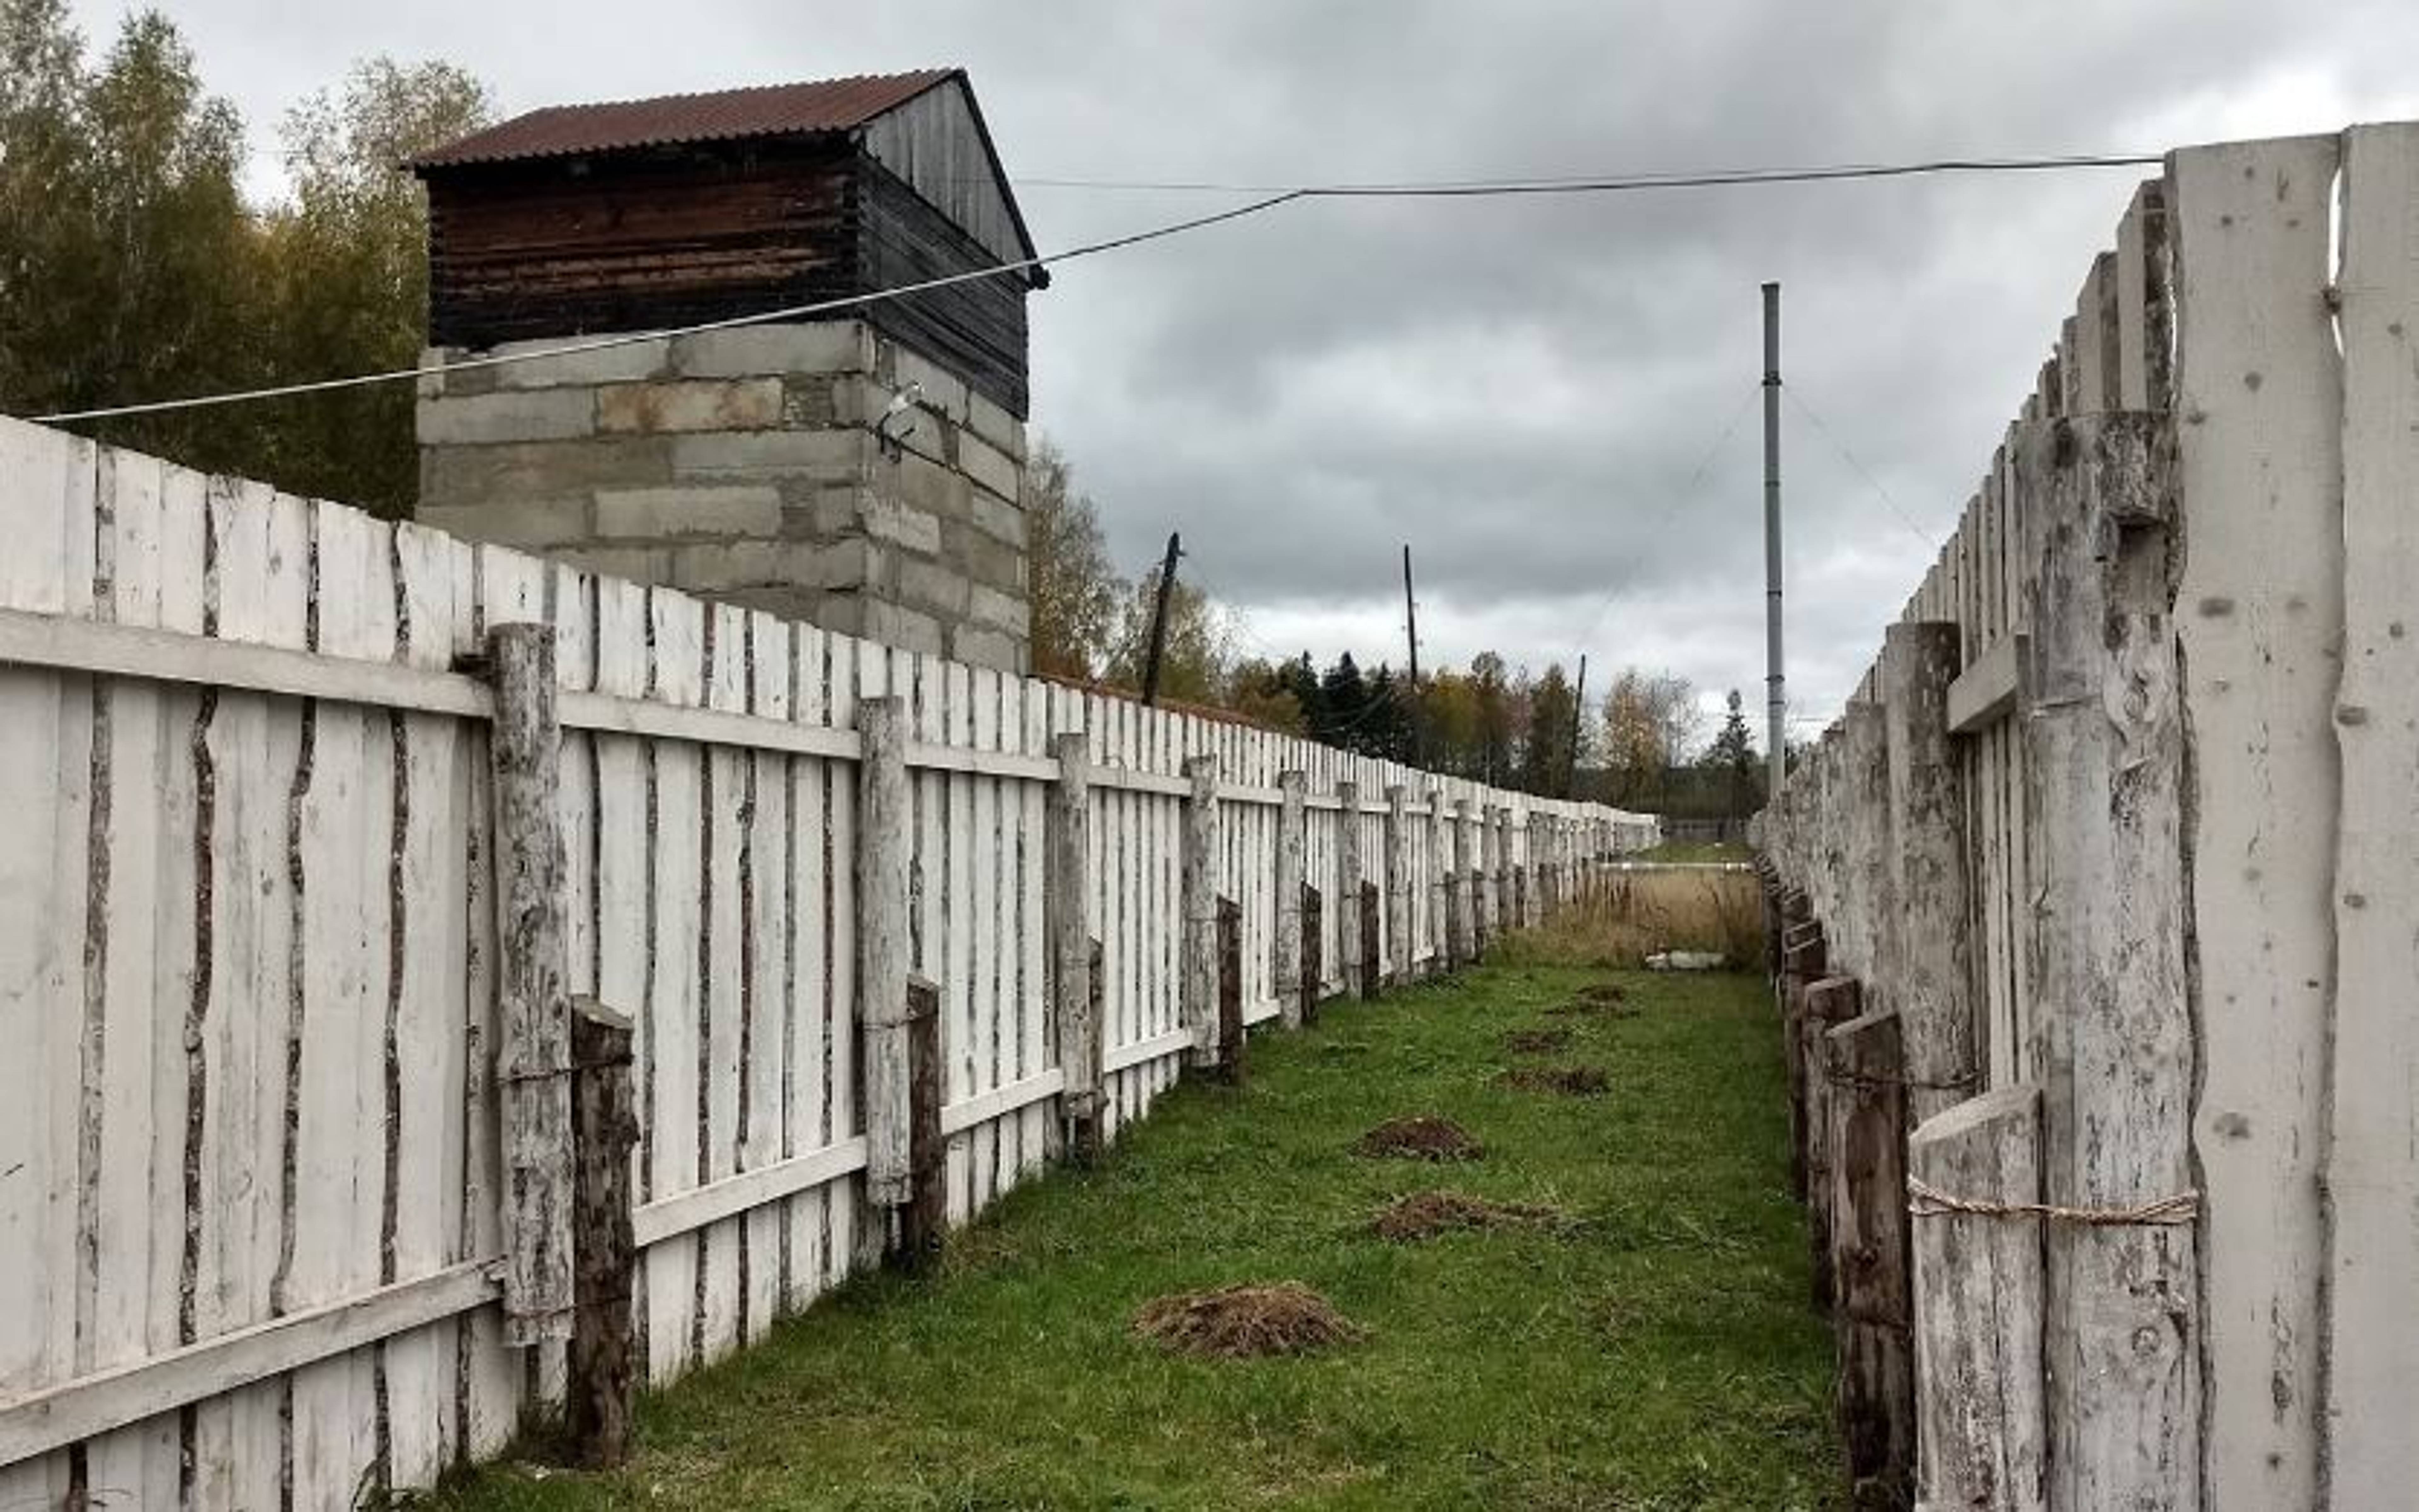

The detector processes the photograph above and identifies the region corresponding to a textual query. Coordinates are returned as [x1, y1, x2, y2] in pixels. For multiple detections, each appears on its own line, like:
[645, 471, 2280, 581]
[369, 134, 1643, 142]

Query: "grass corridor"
[437, 966, 1837, 1510]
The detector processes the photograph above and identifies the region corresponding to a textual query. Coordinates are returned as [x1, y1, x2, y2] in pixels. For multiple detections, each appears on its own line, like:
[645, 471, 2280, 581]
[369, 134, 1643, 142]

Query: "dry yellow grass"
[1496, 866, 1765, 970]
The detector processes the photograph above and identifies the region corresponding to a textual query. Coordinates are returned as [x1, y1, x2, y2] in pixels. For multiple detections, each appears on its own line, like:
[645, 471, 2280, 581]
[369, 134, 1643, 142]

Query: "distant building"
[412, 70, 1043, 670]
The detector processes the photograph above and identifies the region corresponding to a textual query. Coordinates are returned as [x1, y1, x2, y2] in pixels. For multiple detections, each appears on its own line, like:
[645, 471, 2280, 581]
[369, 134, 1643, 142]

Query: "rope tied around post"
[1822, 1050, 1979, 1096]
[1905, 1175, 2200, 1226]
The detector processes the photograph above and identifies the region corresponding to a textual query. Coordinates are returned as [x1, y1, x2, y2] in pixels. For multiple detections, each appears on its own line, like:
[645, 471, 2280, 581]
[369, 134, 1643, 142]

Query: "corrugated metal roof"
[412, 70, 958, 170]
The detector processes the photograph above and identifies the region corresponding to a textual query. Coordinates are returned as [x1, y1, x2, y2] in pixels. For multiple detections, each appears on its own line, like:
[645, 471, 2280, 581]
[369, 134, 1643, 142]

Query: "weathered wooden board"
[2325, 120, 2419, 1506]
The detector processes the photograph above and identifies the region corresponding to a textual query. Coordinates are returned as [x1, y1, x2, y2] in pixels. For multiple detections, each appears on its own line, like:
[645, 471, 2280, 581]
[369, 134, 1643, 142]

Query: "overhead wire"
[37, 150, 2163, 424]
[1782, 384, 1940, 549]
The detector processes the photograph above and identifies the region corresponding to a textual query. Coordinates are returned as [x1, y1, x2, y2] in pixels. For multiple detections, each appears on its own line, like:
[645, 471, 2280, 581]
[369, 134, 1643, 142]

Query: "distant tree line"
[0, 0, 489, 516]
[1027, 439, 1767, 812]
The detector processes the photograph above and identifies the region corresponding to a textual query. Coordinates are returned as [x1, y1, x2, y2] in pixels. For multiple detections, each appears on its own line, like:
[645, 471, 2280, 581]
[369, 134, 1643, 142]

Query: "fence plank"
[2326, 120, 2419, 1506]
[2017, 413, 2196, 1511]
[1879, 622, 1973, 1125]
[2170, 134, 2342, 1508]
[1825, 1008, 1911, 1508]
[1910, 1086, 2046, 1512]
[857, 696, 912, 1236]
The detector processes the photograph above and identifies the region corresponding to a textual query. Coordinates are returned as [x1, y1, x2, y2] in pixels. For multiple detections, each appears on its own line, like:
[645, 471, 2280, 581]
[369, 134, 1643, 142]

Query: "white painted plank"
[642, 590, 703, 1386]
[2171, 133, 2342, 1509]
[2326, 120, 2419, 1507]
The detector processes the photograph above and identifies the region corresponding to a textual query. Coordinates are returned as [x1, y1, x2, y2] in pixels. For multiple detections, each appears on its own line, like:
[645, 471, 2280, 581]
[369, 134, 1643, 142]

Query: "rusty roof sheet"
[412, 70, 958, 170]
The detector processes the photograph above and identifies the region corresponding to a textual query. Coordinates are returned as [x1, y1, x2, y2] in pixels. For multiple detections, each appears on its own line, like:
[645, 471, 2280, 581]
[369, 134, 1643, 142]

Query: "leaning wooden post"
[2018, 414, 2196, 1508]
[1910, 1086, 2047, 1512]
[856, 697, 915, 1232]
[566, 997, 636, 1467]
[1300, 884, 1324, 1026]
[1181, 755, 1221, 1069]
[1801, 975, 1861, 1312]
[1273, 771, 1307, 1027]
[1335, 781, 1363, 999]
[1780, 922, 1828, 1198]
[1047, 732, 1099, 1159]
[896, 975, 945, 1272]
[1879, 621, 1974, 1125]
[1448, 797, 1475, 969]
[1359, 880, 1382, 1001]
[485, 622, 575, 1345]
[1827, 1007, 1913, 1507]
[1427, 789, 1451, 976]
[1383, 785, 1411, 984]
[1214, 895, 1244, 1080]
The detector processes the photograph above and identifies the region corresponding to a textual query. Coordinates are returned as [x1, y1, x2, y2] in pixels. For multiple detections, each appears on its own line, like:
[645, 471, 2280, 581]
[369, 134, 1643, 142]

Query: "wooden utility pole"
[1568, 653, 1588, 799]
[1402, 544, 1422, 766]
[1141, 531, 1182, 707]
[1762, 281, 1788, 801]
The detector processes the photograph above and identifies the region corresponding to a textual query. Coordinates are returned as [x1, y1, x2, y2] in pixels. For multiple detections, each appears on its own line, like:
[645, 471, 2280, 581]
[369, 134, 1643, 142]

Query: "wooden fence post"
[1780, 921, 1828, 1198]
[1301, 884, 1324, 1027]
[484, 622, 575, 1346]
[1215, 895, 1244, 1081]
[1359, 880, 1382, 1001]
[896, 975, 945, 1272]
[1879, 621, 1974, 1126]
[856, 696, 913, 1220]
[2018, 414, 2196, 1509]
[1449, 797, 1475, 969]
[1274, 771, 1306, 1027]
[1827, 1007, 1913, 1508]
[1383, 785, 1410, 984]
[1182, 756, 1220, 1069]
[1471, 798, 1490, 948]
[1910, 1086, 2047, 1512]
[1336, 781, 1363, 999]
[566, 997, 636, 1468]
[1802, 975, 1861, 1312]
[1427, 789, 1451, 976]
[1047, 731, 1098, 1157]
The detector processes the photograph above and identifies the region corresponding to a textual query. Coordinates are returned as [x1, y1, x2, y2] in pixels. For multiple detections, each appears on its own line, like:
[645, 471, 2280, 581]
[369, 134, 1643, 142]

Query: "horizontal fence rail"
[0, 411, 1652, 1506]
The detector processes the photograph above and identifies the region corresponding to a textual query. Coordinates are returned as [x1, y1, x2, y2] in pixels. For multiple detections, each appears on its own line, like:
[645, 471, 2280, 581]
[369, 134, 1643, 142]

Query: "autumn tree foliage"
[0, 0, 488, 514]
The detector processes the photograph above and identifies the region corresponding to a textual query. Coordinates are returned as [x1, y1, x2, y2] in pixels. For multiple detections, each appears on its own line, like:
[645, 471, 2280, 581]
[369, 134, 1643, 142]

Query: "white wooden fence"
[1756, 121, 2419, 1510]
[0, 412, 1652, 1509]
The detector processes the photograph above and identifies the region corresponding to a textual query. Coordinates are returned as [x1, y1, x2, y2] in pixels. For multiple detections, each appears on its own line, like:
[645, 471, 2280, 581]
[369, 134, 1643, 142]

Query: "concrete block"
[416, 388, 595, 446]
[594, 484, 784, 540]
[889, 452, 973, 525]
[420, 436, 675, 509]
[673, 321, 872, 379]
[671, 429, 866, 480]
[598, 378, 783, 435]
[858, 495, 943, 555]
[970, 487, 1026, 548]
[945, 520, 1026, 594]
[489, 334, 672, 390]
[669, 538, 867, 594]
[818, 594, 944, 656]
[416, 496, 592, 549]
[967, 582, 1030, 636]
[965, 391, 1027, 460]
[956, 430, 1023, 505]
[899, 557, 971, 618]
[949, 623, 1026, 674]
[553, 544, 675, 585]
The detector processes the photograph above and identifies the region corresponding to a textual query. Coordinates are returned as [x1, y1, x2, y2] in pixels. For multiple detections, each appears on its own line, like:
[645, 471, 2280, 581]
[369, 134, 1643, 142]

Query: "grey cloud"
[71, 0, 2419, 730]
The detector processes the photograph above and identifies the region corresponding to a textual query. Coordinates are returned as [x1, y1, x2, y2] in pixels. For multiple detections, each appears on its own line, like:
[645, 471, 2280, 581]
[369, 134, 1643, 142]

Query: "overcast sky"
[77, 0, 2419, 741]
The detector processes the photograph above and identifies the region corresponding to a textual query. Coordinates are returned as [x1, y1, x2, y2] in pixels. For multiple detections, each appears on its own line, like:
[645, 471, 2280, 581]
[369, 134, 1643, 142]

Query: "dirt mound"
[1370, 1189, 1561, 1242]
[1132, 1283, 1364, 1359]
[1501, 1027, 1573, 1055]
[1549, 983, 1637, 1018]
[1352, 1115, 1484, 1161]
[1498, 1064, 1611, 1097]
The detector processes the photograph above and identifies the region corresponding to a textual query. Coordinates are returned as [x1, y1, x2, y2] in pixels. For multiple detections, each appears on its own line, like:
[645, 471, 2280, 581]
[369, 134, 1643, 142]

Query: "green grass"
[437, 966, 1836, 1511]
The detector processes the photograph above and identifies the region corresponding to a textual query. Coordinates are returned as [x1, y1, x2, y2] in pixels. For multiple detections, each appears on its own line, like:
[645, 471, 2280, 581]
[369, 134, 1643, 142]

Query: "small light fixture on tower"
[876, 379, 924, 459]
